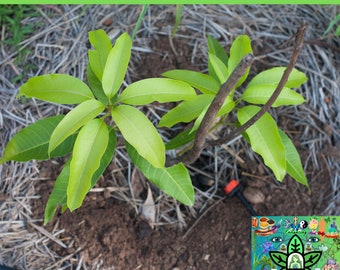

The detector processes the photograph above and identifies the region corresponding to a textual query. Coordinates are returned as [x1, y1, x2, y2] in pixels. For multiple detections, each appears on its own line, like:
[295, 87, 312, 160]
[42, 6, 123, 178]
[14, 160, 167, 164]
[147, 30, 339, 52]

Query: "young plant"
[0, 30, 196, 224]
[160, 30, 309, 187]
[1, 25, 309, 225]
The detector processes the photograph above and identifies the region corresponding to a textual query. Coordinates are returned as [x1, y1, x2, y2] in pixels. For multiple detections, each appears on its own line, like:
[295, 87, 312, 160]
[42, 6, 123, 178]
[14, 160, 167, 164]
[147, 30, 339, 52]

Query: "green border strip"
[2, 1, 340, 4]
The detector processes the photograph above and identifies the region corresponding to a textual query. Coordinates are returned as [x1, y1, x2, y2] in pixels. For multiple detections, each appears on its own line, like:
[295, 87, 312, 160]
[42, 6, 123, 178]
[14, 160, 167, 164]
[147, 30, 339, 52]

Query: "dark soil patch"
[31, 32, 335, 270]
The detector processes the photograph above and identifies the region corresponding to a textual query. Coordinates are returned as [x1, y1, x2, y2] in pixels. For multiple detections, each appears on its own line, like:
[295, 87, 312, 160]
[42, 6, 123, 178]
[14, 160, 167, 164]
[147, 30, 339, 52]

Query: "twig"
[182, 198, 223, 240]
[209, 23, 308, 147]
[179, 53, 255, 165]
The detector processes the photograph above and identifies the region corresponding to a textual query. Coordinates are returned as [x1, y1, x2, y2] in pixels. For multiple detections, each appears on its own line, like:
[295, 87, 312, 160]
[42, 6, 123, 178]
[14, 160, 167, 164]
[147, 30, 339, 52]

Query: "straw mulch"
[0, 5, 339, 269]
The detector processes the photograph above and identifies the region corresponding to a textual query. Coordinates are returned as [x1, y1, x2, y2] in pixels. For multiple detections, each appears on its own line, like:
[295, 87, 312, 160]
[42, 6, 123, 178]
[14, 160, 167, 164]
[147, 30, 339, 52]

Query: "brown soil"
[30, 35, 337, 270]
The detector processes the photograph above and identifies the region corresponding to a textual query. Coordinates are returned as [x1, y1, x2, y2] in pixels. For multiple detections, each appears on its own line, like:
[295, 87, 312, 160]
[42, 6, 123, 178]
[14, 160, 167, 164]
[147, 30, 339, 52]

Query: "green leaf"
[44, 158, 71, 224]
[88, 29, 112, 80]
[241, 85, 305, 107]
[120, 78, 196, 105]
[126, 143, 194, 205]
[336, 25, 340, 36]
[87, 63, 109, 105]
[228, 35, 252, 88]
[278, 129, 309, 187]
[111, 105, 165, 168]
[159, 94, 214, 128]
[165, 128, 196, 150]
[102, 32, 132, 99]
[287, 235, 304, 253]
[207, 35, 228, 66]
[18, 74, 94, 104]
[49, 99, 105, 154]
[171, 4, 182, 38]
[89, 128, 116, 188]
[268, 251, 287, 267]
[323, 13, 340, 36]
[44, 128, 116, 224]
[67, 119, 109, 211]
[237, 105, 286, 180]
[304, 251, 322, 267]
[162, 70, 220, 95]
[190, 94, 234, 135]
[208, 53, 229, 84]
[131, 5, 149, 40]
[247, 67, 307, 89]
[0, 115, 76, 164]
[207, 35, 228, 83]
[217, 95, 235, 117]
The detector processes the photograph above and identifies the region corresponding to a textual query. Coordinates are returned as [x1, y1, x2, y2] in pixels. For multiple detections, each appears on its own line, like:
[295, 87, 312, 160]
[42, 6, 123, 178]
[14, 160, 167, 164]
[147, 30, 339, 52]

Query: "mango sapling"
[1, 25, 309, 225]
[0, 30, 196, 224]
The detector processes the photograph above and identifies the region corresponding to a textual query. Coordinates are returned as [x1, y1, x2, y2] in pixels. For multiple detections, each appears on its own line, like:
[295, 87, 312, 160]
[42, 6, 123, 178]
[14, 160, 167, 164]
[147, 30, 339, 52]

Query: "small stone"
[243, 187, 265, 204]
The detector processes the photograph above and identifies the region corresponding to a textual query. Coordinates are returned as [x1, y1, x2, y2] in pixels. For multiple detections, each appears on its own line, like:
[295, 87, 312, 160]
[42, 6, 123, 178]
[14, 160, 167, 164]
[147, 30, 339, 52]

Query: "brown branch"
[179, 53, 255, 165]
[208, 23, 308, 148]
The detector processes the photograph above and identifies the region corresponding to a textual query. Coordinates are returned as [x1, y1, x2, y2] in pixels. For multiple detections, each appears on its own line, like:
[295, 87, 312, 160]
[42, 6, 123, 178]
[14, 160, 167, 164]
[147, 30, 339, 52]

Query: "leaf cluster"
[1, 29, 309, 224]
[161, 34, 308, 186]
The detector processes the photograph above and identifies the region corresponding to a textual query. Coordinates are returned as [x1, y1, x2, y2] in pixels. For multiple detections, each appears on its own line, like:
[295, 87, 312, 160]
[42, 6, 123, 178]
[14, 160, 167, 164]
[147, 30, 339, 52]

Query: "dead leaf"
[142, 186, 156, 229]
[131, 168, 146, 198]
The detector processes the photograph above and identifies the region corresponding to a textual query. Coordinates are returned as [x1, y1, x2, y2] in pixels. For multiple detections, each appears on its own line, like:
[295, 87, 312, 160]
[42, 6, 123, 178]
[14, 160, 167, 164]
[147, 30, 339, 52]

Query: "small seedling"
[0, 5, 41, 82]
[1, 25, 309, 225]
[1, 30, 196, 224]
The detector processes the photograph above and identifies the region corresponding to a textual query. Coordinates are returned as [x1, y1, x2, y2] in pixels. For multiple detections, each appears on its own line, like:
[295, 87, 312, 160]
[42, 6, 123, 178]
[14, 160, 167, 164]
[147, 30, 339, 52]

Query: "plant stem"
[179, 53, 255, 165]
[208, 23, 308, 148]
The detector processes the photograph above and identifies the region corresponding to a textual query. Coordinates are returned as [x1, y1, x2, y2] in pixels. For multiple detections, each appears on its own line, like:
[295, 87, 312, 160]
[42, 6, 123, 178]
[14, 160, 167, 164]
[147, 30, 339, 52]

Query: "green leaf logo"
[269, 234, 322, 270]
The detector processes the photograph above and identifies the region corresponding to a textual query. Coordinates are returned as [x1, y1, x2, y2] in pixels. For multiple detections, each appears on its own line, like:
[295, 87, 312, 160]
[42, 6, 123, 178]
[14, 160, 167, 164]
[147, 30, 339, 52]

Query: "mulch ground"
[0, 5, 339, 270]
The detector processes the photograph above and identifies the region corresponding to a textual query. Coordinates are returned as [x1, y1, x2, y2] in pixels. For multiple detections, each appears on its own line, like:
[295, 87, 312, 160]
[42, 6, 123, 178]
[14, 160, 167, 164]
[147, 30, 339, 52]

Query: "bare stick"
[209, 23, 308, 148]
[179, 53, 255, 164]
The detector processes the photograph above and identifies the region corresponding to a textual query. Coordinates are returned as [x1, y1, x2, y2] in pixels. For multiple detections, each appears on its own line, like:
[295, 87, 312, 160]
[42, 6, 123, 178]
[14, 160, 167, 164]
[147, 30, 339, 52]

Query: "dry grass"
[0, 4, 339, 269]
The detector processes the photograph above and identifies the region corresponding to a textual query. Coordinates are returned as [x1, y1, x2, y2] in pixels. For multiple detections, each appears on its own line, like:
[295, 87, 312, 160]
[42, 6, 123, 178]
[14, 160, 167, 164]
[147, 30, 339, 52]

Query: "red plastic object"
[224, 179, 240, 195]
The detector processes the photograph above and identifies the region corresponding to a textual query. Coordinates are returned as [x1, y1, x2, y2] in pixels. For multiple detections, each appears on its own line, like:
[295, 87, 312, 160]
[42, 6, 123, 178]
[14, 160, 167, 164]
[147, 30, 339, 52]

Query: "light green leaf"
[0, 116, 76, 164]
[90, 127, 117, 187]
[162, 70, 220, 95]
[208, 53, 229, 84]
[247, 67, 307, 89]
[190, 105, 208, 135]
[88, 29, 112, 80]
[287, 235, 304, 253]
[126, 143, 194, 205]
[112, 105, 165, 168]
[207, 35, 229, 66]
[207, 35, 229, 83]
[217, 95, 235, 116]
[165, 128, 196, 150]
[159, 94, 214, 128]
[44, 128, 116, 224]
[49, 99, 105, 154]
[304, 251, 323, 267]
[18, 74, 94, 104]
[241, 85, 305, 107]
[87, 63, 109, 105]
[228, 35, 252, 88]
[44, 158, 71, 224]
[190, 95, 234, 135]
[132, 5, 149, 40]
[120, 78, 196, 105]
[237, 105, 286, 180]
[323, 13, 340, 36]
[102, 32, 132, 99]
[171, 4, 182, 38]
[278, 129, 309, 187]
[67, 119, 109, 211]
